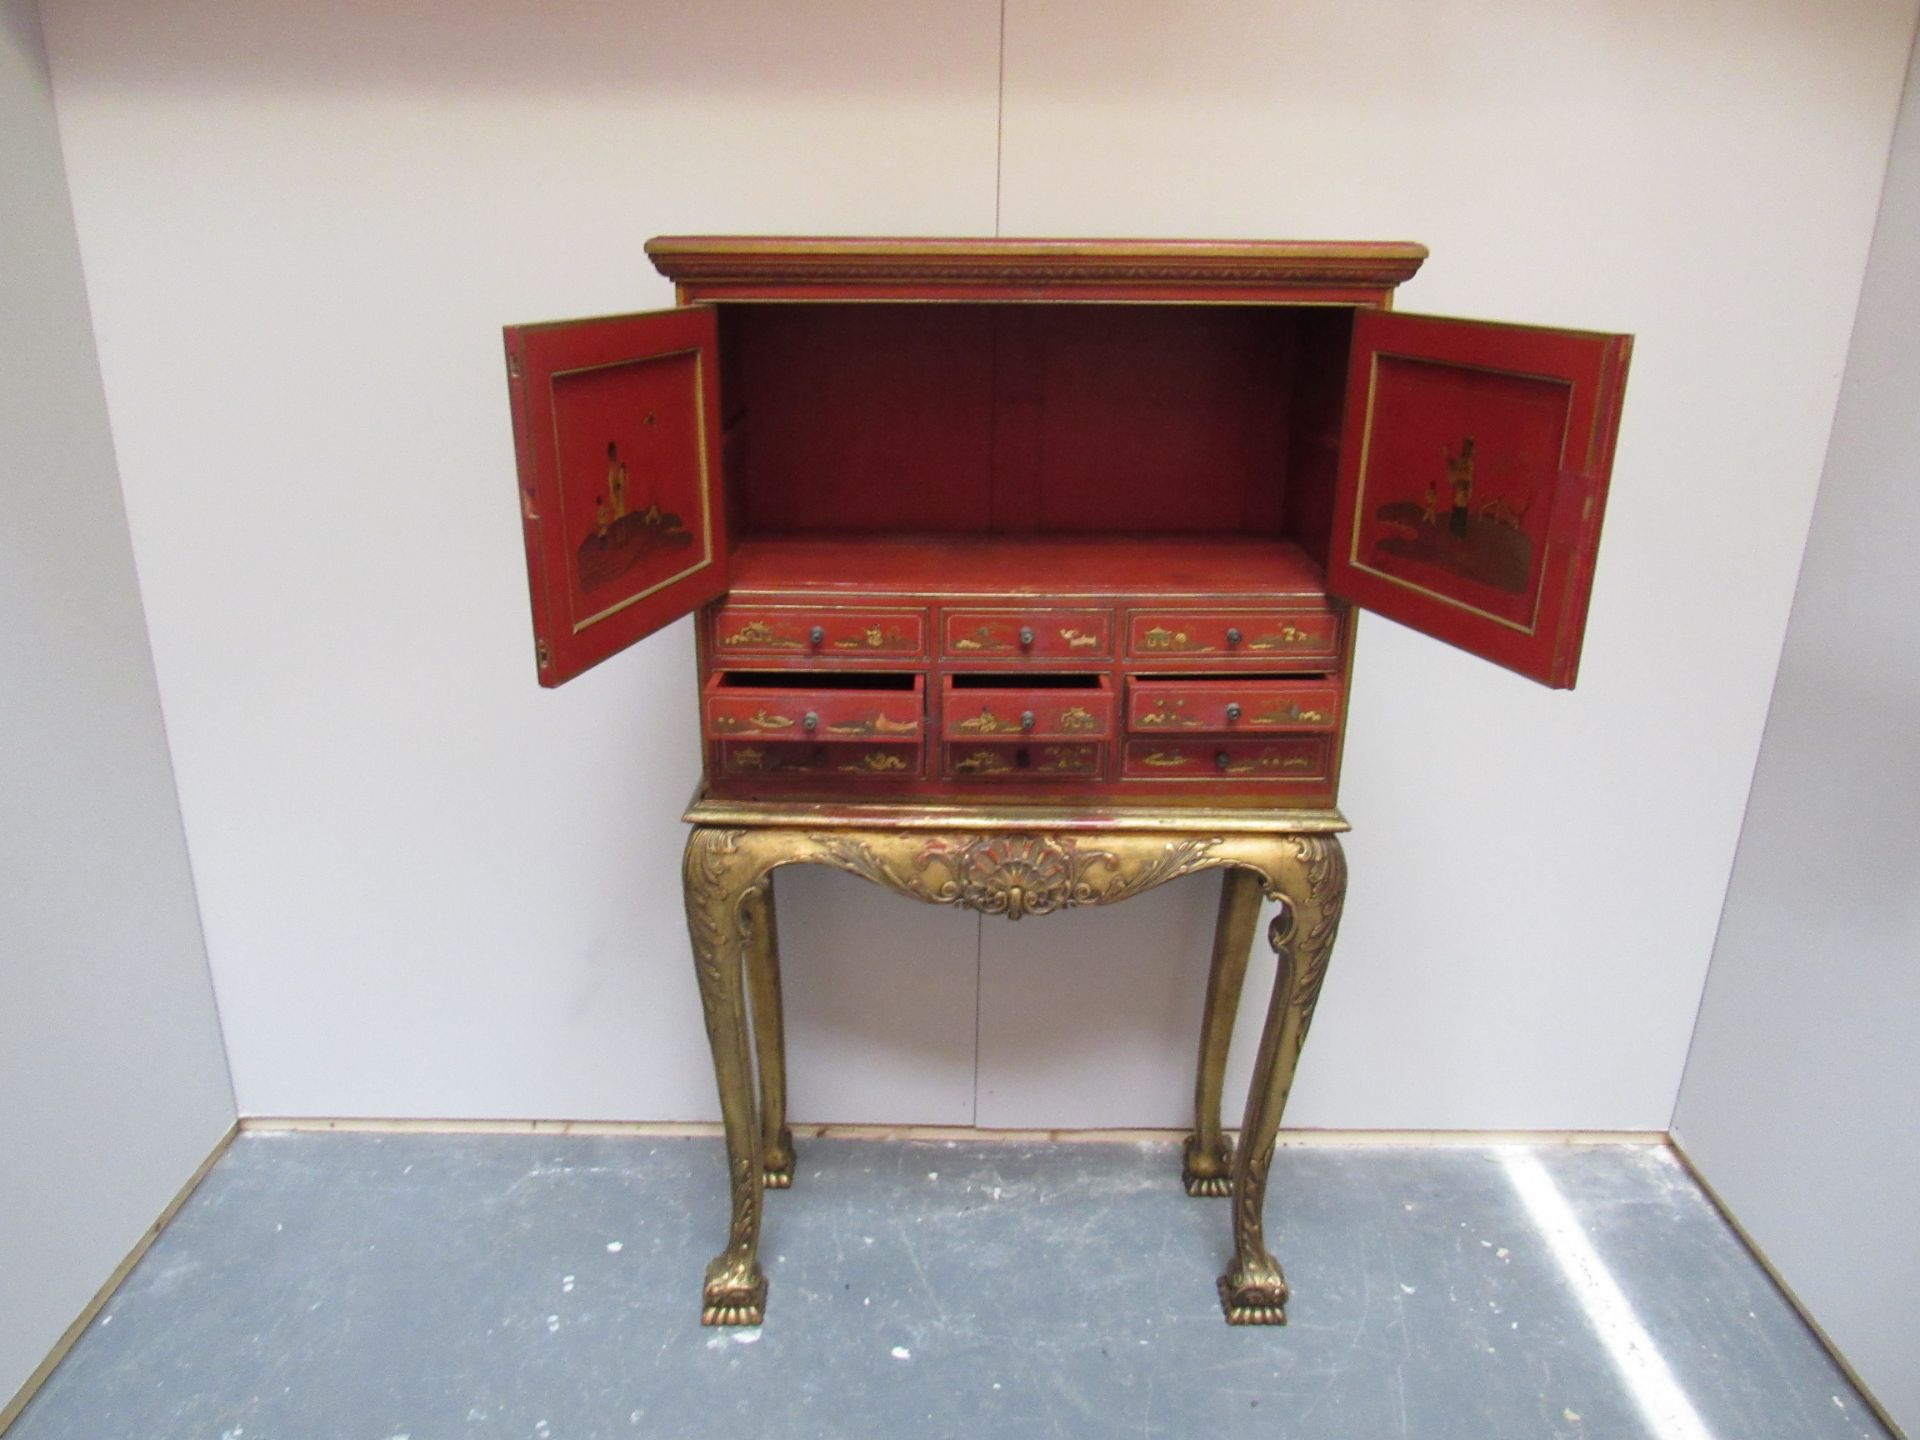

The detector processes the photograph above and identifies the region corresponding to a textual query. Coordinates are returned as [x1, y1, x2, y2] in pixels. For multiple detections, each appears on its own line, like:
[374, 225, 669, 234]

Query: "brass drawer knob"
[1226, 626, 1243, 647]
[803, 711, 819, 733]
[1225, 702, 1242, 723]
[1020, 710, 1036, 732]
[808, 625, 825, 647]
[1018, 625, 1035, 649]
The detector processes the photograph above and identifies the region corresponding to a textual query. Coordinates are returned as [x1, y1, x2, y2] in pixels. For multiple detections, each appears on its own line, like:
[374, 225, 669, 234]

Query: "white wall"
[38, 0, 1918, 1129]
[1672, 30, 1920, 1434]
[0, 0, 236, 1409]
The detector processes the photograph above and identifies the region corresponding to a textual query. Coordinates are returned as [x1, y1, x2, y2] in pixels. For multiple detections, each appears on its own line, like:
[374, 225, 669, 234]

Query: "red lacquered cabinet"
[504, 238, 1631, 813]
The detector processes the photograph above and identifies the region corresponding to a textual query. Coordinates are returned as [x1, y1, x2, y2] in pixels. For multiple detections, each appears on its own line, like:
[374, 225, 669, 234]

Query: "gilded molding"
[647, 237, 1429, 289]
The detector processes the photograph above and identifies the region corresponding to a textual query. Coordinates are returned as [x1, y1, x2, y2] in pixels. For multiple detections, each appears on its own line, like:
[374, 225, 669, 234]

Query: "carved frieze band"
[685, 825, 1345, 932]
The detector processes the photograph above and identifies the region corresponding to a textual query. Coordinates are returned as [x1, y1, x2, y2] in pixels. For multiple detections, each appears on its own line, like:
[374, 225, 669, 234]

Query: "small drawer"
[943, 742, 1103, 781]
[712, 605, 927, 661]
[942, 608, 1113, 660]
[1122, 736, 1332, 782]
[717, 741, 921, 780]
[1127, 678, 1343, 734]
[941, 675, 1115, 742]
[703, 672, 924, 742]
[1126, 608, 1341, 665]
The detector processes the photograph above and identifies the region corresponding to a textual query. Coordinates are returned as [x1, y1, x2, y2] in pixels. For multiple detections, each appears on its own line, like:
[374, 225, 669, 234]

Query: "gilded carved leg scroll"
[1219, 834, 1347, 1325]
[1183, 867, 1262, 1197]
[684, 827, 772, 1325]
[681, 821, 1346, 1328]
[742, 876, 795, 1189]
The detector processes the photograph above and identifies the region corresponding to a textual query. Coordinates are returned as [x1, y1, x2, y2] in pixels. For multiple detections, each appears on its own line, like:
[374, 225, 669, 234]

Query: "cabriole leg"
[1184, 866, 1261, 1197]
[743, 874, 796, 1189]
[684, 827, 769, 1326]
[1219, 835, 1347, 1325]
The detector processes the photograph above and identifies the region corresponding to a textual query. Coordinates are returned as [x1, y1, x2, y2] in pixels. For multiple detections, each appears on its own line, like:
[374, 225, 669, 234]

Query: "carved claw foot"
[763, 1128, 796, 1190]
[700, 1255, 768, 1327]
[1218, 1263, 1290, 1326]
[1181, 1132, 1235, 1197]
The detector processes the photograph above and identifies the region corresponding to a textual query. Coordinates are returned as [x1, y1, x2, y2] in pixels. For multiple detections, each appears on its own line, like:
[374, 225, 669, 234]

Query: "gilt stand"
[681, 802, 1348, 1328]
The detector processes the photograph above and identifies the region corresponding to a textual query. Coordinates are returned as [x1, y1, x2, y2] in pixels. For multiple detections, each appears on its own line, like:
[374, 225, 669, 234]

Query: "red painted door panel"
[504, 307, 727, 686]
[1327, 311, 1630, 688]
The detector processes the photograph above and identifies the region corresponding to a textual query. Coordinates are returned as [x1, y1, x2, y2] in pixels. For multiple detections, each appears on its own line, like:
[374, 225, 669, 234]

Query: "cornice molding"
[646, 236, 1428, 290]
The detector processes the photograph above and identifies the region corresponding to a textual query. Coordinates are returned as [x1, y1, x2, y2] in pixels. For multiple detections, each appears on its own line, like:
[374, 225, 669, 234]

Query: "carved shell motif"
[944, 836, 1113, 919]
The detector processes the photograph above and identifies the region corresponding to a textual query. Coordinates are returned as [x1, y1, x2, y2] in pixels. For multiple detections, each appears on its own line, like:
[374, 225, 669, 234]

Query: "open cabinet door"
[504, 307, 727, 686]
[1326, 311, 1630, 688]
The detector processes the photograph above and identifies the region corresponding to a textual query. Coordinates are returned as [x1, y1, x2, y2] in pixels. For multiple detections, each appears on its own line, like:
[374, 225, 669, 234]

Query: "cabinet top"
[645, 236, 1427, 290]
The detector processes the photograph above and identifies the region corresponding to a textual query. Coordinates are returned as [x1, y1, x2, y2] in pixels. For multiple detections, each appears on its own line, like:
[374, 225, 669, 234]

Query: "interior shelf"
[727, 533, 1328, 599]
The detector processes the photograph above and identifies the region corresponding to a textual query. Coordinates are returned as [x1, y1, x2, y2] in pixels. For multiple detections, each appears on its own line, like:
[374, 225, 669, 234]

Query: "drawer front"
[942, 608, 1113, 660]
[1122, 736, 1332, 782]
[1126, 608, 1341, 665]
[943, 742, 1103, 781]
[1127, 678, 1343, 734]
[717, 741, 921, 780]
[704, 676, 924, 741]
[712, 605, 928, 661]
[941, 678, 1115, 742]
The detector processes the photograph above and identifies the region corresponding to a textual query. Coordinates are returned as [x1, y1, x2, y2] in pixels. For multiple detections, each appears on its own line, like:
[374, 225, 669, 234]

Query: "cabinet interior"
[714, 302, 1355, 587]
[949, 673, 1105, 691]
[714, 670, 919, 691]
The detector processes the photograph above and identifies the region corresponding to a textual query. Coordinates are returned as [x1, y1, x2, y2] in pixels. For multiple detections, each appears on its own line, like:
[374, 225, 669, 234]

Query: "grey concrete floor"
[9, 1134, 1889, 1440]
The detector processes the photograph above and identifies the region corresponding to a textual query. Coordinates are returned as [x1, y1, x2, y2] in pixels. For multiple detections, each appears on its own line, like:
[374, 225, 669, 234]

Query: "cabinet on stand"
[504, 238, 1631, 1325]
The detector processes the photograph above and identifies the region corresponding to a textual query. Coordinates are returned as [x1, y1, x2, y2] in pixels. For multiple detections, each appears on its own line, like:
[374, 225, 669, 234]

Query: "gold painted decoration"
[1137, 699, 1201, 728]
[951, 626, 1008, 652]
[1060, 629, 1101, 649]
[1253, 701, 1329, 726]
[834, 624, 902, 650]
[1034, 745, 1097, 773]
[838, 752, 910, 773]
[721, 619, 802, 649]
[1222, 754, 1317, 774]
[1248, 624, 1318, 650]
[957, 709, 1005, 733]
[1139, 620, 1327, 655]
[1058, 707, 1098, 731]
[824, 710, 918, 738]
[953, 749, 1013, 774]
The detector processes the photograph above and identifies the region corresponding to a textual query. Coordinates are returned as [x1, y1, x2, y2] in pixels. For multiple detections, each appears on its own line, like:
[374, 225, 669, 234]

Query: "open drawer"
[940, 674, 1114, 742]
[703, 671, 924, 742]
